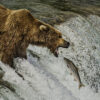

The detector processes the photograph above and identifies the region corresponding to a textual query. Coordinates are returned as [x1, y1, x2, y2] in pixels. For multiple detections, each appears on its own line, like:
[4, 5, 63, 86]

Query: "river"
[0, 0, 100, 100]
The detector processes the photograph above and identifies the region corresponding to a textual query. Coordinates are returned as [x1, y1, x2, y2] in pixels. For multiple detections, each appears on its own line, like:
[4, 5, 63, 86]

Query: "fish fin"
[77, 67, 79, 71]
[79, 83, 85, 89]
[70, 73, 72, 75]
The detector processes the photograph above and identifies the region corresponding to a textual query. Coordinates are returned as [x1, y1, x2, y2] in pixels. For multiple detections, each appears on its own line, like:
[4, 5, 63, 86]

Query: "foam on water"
[0, 15, 100, 100]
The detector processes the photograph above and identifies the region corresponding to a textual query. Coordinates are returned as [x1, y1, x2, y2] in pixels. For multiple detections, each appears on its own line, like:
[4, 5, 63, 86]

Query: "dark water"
[0, 0, 100, 25]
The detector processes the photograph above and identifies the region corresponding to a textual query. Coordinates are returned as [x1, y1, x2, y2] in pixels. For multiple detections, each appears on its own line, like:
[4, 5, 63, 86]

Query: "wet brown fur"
[0, 5, 67, 67]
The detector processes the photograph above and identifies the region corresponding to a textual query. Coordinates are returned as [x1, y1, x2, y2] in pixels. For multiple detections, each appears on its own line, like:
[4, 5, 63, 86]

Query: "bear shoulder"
[10, 9, 35, 23]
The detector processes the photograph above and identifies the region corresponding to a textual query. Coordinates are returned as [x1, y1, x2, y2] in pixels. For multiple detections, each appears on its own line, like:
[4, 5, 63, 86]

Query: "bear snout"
[64, 40, 70, 48]
[62, 40, 70, 48]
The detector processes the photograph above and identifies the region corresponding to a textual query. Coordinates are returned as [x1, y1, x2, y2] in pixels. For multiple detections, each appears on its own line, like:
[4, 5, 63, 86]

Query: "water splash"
[0, 14, 100, 100]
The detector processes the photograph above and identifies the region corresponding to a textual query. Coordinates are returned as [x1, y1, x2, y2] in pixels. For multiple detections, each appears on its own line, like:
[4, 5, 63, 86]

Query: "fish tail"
[79, 83, 85, 89]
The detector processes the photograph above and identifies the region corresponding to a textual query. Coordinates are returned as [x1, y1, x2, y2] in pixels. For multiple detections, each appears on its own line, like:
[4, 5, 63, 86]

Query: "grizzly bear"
[0, 5, 70, 67]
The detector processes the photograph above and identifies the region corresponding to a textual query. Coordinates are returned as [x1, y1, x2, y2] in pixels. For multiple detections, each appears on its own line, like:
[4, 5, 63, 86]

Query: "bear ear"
[39, 25, 47, 31]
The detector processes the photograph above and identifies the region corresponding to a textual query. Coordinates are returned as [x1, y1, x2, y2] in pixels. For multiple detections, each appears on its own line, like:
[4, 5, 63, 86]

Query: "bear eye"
[59, 35, 62, 38]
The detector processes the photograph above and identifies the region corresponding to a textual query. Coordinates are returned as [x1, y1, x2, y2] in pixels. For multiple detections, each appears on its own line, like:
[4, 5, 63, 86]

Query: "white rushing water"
[0, 15, 100, 100]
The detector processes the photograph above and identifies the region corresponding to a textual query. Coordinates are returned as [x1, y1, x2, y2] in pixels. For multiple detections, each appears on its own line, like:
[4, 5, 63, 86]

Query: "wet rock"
[0, 79, 15, 92]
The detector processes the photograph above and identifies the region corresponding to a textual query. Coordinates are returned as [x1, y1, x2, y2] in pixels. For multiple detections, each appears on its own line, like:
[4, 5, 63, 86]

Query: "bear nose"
[67, 42, 70, 48]
[64, 41, 70, 48]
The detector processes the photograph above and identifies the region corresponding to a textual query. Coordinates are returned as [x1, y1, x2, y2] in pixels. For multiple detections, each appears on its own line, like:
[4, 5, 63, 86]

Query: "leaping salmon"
[64, 57, 84, 89]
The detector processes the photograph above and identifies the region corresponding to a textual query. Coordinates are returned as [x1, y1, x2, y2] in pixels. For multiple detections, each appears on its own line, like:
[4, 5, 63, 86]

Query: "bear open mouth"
[54, 48, 59, 57]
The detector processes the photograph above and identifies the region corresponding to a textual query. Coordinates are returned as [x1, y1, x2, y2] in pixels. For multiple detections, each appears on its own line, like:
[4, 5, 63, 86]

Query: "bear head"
[28, 19, 70, 57]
